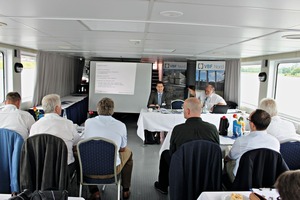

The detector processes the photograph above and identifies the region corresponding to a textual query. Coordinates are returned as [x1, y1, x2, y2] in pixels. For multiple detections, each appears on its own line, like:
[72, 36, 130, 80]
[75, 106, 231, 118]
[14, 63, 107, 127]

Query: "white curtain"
[32, 52, 78, 105]
[224, 59, 240, 105]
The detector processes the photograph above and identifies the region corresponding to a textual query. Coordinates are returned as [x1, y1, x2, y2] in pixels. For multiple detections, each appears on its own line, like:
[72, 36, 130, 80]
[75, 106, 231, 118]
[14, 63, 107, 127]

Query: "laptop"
[211, 105, 229, 114]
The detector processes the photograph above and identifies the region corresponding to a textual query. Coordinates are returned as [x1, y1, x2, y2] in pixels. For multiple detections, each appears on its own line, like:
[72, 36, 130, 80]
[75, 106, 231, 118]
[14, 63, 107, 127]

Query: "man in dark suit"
[147, 81, 171, 109]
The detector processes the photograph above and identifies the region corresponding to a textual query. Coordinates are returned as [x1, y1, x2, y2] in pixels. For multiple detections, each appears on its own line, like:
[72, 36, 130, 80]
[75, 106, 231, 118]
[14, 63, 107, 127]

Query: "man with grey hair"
[0, 92, 35, 139]
[259, 98, 299, 143]
[30, 94, 81, 169]
[84, 97, 133, 200]
[188, 84, 226, 111]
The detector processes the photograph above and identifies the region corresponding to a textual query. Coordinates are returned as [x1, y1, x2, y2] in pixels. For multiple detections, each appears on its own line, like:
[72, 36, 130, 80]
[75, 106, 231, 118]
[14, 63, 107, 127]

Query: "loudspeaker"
[14, 49, 20, 58]
[264, 59, 268, 67]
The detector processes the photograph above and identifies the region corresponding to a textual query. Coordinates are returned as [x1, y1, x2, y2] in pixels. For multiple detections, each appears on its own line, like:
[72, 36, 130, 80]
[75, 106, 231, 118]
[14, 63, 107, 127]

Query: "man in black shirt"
[154, 97, 220, 194]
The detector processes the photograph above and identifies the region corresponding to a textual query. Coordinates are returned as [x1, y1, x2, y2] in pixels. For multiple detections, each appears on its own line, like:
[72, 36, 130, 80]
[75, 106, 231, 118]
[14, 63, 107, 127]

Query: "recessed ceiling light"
[160, 11, 183, 18]
[144, 48, 176, 53]
[282, 34, 300, 39]
[0, 22, 7, 27]
[129, 39, 141, 45]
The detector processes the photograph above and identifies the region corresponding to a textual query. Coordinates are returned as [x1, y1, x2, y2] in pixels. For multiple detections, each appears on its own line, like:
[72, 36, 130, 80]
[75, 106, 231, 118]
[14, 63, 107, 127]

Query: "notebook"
[211, 105, 229, 114]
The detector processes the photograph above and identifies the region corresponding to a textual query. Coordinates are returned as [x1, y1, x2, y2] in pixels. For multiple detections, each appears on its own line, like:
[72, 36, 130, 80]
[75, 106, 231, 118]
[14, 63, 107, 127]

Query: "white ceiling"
[1, 0, 300, 61]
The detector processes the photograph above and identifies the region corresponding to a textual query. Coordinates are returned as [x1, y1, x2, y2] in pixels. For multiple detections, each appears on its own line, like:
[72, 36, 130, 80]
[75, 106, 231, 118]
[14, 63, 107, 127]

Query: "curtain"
[224, 59, 240, 105]
[32, 52, 83, 105]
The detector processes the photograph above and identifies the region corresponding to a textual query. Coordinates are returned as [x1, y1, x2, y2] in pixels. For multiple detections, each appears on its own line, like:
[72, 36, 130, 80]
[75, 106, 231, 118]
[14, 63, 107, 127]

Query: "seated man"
[154, 97, 220, 194]
[0, 92, 35, 139]
[225, 109, 280, 182]
[147, 81, 171, 109]
[188, 84, 226, 111]
[30, 94, 81, 176]
[259, 98, 300, 143]
[84, 97, 133, 200]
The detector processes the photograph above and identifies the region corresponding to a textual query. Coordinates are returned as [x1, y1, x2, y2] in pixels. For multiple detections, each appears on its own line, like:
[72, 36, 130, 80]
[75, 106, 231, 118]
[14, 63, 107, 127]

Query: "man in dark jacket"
[154, 97, 220, 194]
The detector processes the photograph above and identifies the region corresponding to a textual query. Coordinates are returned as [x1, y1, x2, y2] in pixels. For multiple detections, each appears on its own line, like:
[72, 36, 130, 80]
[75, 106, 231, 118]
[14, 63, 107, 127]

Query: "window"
[21, 53, 36, 102]
[0, 52, 4, 102]
[275, 62, 300, 121]
[240, 64, 261, 108]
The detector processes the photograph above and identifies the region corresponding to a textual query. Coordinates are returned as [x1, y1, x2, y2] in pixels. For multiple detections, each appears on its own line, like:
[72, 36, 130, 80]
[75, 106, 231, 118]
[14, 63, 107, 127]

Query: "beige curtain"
[224, 59, 240, 105]
[32, 51, 82, 105]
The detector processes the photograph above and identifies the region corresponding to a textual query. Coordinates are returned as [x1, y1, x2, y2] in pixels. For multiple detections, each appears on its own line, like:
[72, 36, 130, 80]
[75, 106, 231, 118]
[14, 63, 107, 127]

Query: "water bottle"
[63, 109, 67, 118]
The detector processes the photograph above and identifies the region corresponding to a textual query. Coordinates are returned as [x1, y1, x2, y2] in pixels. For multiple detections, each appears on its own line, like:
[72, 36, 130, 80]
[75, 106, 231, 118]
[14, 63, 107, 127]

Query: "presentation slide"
[95, 62, 137, 95]
[89, 61, 152, 113]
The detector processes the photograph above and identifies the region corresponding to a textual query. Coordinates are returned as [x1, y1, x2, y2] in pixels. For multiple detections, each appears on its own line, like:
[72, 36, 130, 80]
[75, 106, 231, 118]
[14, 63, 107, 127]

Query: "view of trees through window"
[21, 53, 36, 102]
[240, 64, 261, 108]
[276, 62, 300, 120]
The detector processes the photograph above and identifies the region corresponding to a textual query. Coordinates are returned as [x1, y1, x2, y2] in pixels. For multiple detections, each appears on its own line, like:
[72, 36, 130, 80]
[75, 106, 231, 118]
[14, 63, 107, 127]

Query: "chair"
[226, 101, 238, 109]
[77, 137, 121, 200]
[280, 141, 300, 170]
[232, 148, 289, 191]
[169, 140, 222, 200]
[19, 134, 69, 191]
[0, 128, 24, 194]
[171, 99, 184, 109]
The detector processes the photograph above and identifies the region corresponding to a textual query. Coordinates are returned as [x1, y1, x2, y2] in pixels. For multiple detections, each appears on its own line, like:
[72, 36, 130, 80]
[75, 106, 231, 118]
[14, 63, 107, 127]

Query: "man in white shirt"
[84, 97, 133, 200]
[0, 92, 35, 139]
[225, 109, 280, 182]
[30, 94, 81, 171]
[259, 98, 300, 143]
[189, 84, 226, 111]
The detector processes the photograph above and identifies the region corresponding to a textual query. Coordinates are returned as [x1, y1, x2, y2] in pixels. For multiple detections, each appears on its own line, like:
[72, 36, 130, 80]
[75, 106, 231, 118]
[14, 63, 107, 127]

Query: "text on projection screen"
[95, 63, 137, 95]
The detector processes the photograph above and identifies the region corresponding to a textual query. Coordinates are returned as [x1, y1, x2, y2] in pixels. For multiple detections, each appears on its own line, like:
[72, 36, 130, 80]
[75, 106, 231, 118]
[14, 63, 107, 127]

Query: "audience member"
[29, 94, 81, 175]
[0, 92, 35, 139]
[154, 97, 220, 194]
[188, 84, 226, 111]
[84, 97, 133, 200]
[225, 109, 280, 182]
[259, 98, 300, 143]
[275, 170, 300, 200]
[147, 81, 171, 109]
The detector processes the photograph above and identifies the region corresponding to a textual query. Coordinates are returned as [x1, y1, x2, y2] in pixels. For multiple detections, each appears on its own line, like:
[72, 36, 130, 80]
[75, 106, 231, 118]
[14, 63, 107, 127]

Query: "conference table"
[28, 95, 88, 125]
[197, 188, 280, 200]
[137, 108, 236, 142]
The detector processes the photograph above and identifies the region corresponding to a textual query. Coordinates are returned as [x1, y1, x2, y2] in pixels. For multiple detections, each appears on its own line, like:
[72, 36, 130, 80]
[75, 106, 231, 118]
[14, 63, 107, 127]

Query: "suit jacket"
[169, 140, 222, 200]
[147, 91, 171, 109]
[20, 134, 69, 191]
[232, 148, 289, 191]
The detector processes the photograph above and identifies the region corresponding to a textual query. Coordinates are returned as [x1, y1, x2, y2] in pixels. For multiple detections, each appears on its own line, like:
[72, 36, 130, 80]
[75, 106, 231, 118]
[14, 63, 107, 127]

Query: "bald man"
[154, 97, 220, 194]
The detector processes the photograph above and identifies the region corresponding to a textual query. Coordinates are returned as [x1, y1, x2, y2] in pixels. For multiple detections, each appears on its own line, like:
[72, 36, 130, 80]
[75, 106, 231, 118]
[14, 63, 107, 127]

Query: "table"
[137, 108, 235, 141]
[28, 95, 88, 125]
[198, 191, 251, 200]
[159, 130, 235, 156]
[0, 194, 84, 200]
[198, 189, 280, 200]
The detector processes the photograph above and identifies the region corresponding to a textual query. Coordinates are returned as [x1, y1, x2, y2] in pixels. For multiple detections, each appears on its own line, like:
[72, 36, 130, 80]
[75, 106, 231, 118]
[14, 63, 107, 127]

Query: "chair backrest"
[0, 128, 24, 194]
[77, 137, 119, 185]
[232, 148, 289, 191]
[280, 141, 300, 170]
[226, 101, 238, 109]
[171, 99, 184, 109]
[169, 140, 222, 200]
[20, 134, 69, 191]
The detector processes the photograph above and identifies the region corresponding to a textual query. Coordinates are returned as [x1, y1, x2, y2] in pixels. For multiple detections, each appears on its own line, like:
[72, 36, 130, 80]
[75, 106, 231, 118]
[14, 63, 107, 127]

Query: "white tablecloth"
[198, 189, 279, 200]
[198, 191, 251, 200]
[137, 108, 235, 141]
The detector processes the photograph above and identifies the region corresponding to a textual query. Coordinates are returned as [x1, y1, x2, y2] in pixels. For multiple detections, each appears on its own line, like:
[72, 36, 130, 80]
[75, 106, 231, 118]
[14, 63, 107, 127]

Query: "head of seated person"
[275, 170, 300, 200]
[42, 94, 62, 115]
[259, 98, 278, 117]
[5, 92, 21, 108]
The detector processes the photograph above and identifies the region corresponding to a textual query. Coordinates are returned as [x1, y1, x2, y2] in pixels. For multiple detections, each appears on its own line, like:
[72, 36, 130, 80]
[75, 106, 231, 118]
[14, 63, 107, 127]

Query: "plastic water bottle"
[63, 109, 67, 118]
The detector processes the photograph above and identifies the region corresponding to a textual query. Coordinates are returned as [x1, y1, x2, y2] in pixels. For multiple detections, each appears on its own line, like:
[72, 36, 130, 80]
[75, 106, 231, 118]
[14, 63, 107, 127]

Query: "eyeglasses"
[247, 117, 252, 122]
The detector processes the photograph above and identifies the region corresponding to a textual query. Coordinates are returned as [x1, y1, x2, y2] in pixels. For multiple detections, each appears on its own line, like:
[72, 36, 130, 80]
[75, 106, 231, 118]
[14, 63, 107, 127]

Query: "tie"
[203, 97, 208, 108]
[158, 93, 162, 105]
